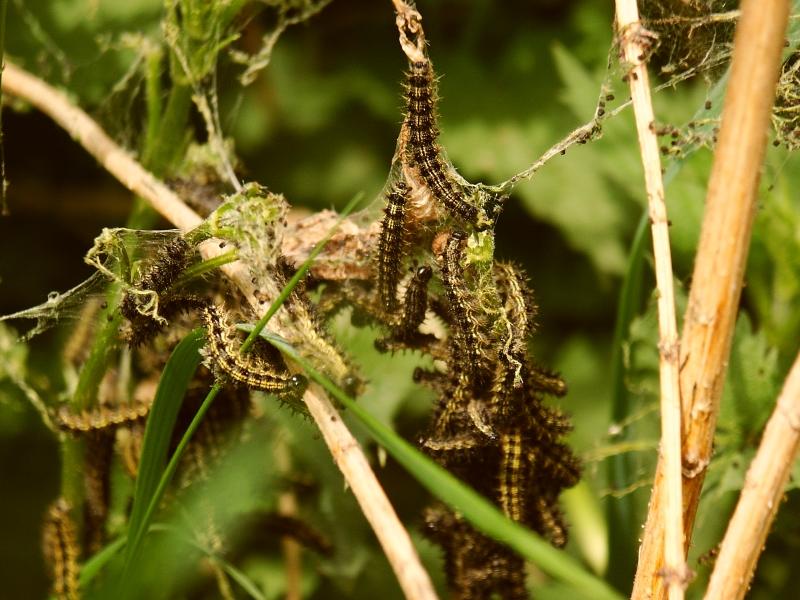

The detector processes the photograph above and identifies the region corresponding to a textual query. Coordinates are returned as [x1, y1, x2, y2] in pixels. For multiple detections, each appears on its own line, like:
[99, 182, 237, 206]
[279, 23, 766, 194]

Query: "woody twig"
[614, 0, 687, 597]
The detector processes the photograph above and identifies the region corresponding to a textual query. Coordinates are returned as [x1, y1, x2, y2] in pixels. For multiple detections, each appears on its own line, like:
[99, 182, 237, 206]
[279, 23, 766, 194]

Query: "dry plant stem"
[631, 1, 790, 598]
[704, 351, 800, 600]
[1, 63, 202, 230]
[614, 1, 686, 597]
[2, 61, 438, 600]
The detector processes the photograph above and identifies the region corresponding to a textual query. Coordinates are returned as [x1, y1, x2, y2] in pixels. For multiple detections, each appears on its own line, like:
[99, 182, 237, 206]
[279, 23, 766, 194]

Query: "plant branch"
[704, 349, 800, 600]
[1, 61, 438, 600]
[614, 1, 687, 597]
[631, 1, 791, 598]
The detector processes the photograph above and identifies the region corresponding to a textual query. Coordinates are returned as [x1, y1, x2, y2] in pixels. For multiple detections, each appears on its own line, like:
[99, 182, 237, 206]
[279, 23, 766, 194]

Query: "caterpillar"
[498, 430, 526, 523]
[83, 431, 114, 553]
[201, 303, 307, 397]
[533, 496, 568, 548]
[273, 258, 357, 395]
[529, 365, 568, 397]
[376, 181, 410, 312]
[42, 498, 80, 600]
[405, 60, 481, 226]
[56, 401, 152, 434]
[438, 231, 490, 391]
[398, 265, 432, 336]
[134, 236, 193, 295]
[120, 236, 196, 346]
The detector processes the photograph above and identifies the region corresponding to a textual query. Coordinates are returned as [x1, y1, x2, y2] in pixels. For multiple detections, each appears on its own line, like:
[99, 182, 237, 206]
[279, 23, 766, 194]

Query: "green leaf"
[120, 328, 206, 585]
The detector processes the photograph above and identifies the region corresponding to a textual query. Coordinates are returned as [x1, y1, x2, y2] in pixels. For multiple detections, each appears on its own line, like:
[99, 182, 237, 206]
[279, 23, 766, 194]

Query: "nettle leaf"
[718, 314, 781, 444]
[704, 315, 781, 499]
[747, 158, 800, 356]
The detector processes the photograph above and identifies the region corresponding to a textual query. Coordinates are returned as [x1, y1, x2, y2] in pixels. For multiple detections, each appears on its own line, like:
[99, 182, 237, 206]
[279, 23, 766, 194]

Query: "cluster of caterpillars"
[366, 52, 581, 598]
[39, 34, 580, 600]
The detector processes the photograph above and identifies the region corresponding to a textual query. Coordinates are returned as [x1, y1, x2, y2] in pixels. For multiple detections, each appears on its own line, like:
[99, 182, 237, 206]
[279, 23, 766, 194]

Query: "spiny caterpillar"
[120, 236, 195, 347]
[395, 265, 432, 340]
[83, 431, 114, 553]
[404, 60, 482, 226]
[201, 303, 307, 397]
[376, 180, 410, 312]
[498, 430, 526, 523]
[493, 261, 536, 389]
[42, 498, 80, 600]
[423, 504, 528, 600]
[56, 401, 152, 433]
[438, 231, 491, 391]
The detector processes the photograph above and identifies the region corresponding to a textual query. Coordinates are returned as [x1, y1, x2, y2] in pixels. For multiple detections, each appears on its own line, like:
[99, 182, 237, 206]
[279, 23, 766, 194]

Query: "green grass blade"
[120, 328, 206, 583]
[262, 332, 624, 600]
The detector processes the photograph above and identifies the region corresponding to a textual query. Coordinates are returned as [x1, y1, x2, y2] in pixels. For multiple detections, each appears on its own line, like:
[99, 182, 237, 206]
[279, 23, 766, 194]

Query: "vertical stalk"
[615, 1, 687, 596]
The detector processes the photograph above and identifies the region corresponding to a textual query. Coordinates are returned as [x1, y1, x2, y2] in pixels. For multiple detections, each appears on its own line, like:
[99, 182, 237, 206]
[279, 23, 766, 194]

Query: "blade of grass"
[120, 328, 206, 582]
[261, 331, 623, 600]
[119, 383, 223, 594]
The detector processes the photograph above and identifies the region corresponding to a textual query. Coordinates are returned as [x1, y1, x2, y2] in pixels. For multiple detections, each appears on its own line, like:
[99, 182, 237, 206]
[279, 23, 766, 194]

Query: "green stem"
[60, 437, 86, 522]
[172, 249, 237, 288]
[240, 192, 364, 354]
[143, 47, 164, 165]
[131, 82, 193, 228]
[141, 82, 193, 175]
[71, 291, 124, 412]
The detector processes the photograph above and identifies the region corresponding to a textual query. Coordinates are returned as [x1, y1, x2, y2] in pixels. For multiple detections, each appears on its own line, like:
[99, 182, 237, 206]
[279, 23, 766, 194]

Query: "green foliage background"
[1, 0, 799, 598]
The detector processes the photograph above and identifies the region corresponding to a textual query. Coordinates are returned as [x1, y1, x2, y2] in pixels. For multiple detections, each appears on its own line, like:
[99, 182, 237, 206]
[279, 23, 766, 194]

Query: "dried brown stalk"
[614, 1, 687, 597]
[704, 350, 800, 600]
[2, 61, 438, 600]
[631, 1, 791, 598]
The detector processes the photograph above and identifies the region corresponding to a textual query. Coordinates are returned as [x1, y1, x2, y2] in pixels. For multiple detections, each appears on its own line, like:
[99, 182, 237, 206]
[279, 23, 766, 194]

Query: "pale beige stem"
[2, 61, 438, 600]
[614, 1, 686, 598]
[631, 1, 790, 598]
[704, 351, 800, 600]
